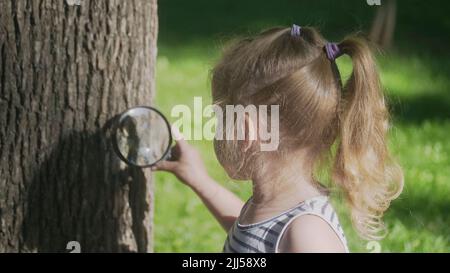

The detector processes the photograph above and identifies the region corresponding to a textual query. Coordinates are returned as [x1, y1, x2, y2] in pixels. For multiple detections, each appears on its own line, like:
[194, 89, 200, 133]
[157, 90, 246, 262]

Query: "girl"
[152, 25, 403, 253]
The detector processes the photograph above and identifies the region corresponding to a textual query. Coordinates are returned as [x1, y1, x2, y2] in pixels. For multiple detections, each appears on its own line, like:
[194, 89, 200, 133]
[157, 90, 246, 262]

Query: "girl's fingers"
[171, 124, 188, 149]
[151, 160, 177, 172]
[171, 124, 184, 140]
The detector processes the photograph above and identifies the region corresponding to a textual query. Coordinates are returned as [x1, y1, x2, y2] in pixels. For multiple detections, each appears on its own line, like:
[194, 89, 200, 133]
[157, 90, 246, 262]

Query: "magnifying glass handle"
[163, 146, 178, 162]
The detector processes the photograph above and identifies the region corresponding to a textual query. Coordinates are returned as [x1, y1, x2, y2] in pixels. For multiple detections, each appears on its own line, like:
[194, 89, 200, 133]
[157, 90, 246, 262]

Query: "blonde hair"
[211, 26, 403, 240]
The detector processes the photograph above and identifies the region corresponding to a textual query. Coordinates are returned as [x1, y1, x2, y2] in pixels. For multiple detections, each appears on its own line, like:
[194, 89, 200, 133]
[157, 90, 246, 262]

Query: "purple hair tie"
[325, 42, 342, 62]
[290, 24, 301, 38]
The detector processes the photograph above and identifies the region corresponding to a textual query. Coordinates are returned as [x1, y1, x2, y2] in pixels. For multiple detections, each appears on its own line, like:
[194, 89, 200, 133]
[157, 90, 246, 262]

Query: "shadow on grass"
[388, 191, 450, 237]
[159, 0, 450, 55]
[159, 0, 371, 43]
[388, 93, 450, 124]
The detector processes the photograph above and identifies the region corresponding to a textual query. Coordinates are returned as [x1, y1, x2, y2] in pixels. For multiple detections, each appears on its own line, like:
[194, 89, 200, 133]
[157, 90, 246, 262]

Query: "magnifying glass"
[112, 106, 173, 168]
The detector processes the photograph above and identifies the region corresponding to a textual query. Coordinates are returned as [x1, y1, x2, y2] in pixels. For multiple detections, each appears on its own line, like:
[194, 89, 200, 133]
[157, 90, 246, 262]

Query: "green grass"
[152, 0, 450, 253]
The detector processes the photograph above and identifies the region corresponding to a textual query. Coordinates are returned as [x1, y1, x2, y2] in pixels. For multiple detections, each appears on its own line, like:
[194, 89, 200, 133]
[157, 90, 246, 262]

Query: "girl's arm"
[151, 132, 244, 232]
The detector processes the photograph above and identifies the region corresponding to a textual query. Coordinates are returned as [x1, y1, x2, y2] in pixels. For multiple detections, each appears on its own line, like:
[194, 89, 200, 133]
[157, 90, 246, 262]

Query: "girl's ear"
[243, 113, 258, 152]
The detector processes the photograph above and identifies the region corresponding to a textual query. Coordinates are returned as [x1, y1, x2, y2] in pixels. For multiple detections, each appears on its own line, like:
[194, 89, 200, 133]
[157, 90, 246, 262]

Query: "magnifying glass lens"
[115, 107, 171, 167]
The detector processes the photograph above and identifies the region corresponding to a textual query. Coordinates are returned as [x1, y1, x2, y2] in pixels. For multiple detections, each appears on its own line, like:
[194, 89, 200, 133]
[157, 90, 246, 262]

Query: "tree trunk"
[0, 0, 158, 252]
[369, 0, 397, 49]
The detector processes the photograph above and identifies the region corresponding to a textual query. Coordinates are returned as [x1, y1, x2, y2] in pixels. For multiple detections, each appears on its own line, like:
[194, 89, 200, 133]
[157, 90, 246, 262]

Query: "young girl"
[152, 25, 403, 253]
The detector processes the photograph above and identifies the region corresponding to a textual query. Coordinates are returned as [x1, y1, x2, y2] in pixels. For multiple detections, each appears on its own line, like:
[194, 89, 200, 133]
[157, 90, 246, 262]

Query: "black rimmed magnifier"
[112, 106, 174, 168]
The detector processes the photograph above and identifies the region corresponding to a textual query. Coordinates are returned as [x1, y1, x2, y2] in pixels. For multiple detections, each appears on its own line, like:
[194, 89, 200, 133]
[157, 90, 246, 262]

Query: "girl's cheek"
[213, 139, 231, 171]
[213, 139, 249, 180]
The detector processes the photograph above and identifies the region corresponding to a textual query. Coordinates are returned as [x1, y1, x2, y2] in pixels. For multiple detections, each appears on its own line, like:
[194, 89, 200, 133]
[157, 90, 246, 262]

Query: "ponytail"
[332, 37, 403, 240]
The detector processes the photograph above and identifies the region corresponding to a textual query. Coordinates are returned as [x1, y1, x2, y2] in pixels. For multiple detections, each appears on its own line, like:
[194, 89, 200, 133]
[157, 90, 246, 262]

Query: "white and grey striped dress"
[223, 195, 349, 253]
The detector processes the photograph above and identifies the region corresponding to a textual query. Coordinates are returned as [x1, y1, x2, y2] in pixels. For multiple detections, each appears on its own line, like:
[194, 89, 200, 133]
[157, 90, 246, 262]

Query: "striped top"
[223, 195, 349, 253]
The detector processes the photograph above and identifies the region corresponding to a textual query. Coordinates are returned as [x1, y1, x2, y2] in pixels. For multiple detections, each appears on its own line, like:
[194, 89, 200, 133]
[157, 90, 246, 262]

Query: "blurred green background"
[153, 0, 450, 252]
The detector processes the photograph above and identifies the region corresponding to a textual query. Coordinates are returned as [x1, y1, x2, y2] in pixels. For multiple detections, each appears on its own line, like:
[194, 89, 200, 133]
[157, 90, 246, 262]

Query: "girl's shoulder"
[273, 195, 349, 252]
[277, 212, 348, 252]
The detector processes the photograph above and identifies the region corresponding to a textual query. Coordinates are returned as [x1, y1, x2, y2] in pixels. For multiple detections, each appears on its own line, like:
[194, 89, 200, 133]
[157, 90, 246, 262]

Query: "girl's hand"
[151, 126, 210, 189]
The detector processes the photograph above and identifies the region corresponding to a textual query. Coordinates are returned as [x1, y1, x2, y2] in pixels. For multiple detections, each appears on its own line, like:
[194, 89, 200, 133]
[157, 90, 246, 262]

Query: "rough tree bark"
[0, 0, 158, 252]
